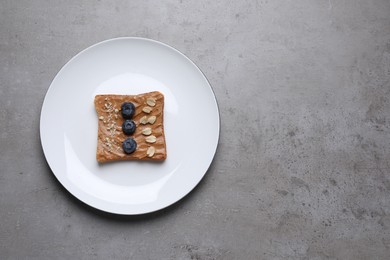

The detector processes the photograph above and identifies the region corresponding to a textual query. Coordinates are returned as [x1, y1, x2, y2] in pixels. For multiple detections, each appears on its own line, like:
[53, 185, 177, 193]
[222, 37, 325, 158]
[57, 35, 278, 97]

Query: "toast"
[94, 91, 167, 163]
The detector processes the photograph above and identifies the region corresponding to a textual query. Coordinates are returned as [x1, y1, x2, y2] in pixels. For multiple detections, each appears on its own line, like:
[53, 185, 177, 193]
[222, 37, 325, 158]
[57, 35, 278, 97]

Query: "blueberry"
[122, 138, 137, 154]
[122, 120, 136, 135]
[121, 102, 135, 119]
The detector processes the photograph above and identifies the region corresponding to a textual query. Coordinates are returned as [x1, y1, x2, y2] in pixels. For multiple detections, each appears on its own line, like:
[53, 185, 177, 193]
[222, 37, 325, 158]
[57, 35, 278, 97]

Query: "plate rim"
[40, 37, 221, 215]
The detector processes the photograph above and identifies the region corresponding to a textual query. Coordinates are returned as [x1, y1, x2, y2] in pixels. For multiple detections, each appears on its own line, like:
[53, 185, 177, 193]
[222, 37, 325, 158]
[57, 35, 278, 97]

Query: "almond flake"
[146, 98, 156, 107]
[148, 116, 156, 124]
[140, 116, 148, 124]
[114, 109, 119, 113]
[142, 128, 152, 136]
[142, 106, 153, 114]
[99, 116, 104, 120]
[146, 146, 155, 157]
[145, 135, 157, 143]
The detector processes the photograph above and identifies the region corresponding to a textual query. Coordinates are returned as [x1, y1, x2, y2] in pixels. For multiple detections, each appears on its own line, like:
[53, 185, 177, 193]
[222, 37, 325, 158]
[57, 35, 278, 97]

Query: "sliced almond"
[142, 106, 153, 114]
[99, 116, 104, 120]
[142, 128, 152, 136]
[146, 146, 155, 157]
[114, 109, 119, 113]
[148, 116, 157, 124]
[140, 116, 148, 124]
[145, 135, 157, 143]
[146, 98, 156, 107]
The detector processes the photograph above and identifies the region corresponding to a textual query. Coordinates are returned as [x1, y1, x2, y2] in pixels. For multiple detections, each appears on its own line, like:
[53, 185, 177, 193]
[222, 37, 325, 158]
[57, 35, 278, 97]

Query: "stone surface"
[1, 0, 390, 259]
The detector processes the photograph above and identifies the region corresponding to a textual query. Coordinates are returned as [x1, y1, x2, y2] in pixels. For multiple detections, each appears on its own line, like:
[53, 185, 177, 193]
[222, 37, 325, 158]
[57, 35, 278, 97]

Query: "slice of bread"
[94, 91, 167, 163]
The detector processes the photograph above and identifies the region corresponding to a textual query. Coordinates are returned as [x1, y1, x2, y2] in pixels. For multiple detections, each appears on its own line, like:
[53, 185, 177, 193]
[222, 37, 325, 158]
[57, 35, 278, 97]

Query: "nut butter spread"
[94, 91, 167, 162]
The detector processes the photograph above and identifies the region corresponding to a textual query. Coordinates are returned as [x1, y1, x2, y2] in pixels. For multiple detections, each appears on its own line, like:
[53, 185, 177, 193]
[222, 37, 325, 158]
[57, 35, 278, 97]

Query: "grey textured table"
[1, 1, 390, 259]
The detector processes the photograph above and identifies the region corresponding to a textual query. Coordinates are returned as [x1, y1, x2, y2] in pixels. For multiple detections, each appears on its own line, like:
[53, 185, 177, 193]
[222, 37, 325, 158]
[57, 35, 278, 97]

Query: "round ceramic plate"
[40, 37, 220, 215]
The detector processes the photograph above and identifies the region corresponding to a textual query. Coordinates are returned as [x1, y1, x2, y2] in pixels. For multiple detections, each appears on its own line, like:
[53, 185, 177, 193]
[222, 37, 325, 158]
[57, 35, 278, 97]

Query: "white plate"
[40, 37, 220, 215]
